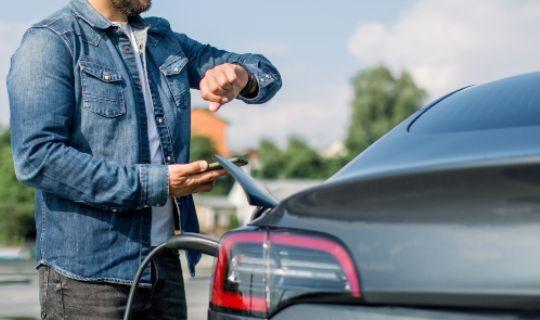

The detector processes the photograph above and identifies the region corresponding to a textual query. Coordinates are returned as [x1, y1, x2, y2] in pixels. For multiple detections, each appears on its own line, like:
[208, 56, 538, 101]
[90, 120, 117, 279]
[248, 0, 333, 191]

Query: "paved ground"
[0, 256, 215, 320]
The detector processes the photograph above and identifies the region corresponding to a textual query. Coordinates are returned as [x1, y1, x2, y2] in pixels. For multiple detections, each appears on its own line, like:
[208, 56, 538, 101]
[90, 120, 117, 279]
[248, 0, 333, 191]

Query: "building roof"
[192, 107, 230, 156]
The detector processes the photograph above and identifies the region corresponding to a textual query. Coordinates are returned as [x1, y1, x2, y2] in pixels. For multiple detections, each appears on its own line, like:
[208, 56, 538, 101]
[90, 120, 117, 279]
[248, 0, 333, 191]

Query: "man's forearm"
[175, 32, 282, 105]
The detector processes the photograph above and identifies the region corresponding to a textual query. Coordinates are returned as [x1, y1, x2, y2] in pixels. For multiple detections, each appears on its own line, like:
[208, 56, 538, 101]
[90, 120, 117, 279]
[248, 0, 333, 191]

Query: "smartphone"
[207, 157, 248, 171]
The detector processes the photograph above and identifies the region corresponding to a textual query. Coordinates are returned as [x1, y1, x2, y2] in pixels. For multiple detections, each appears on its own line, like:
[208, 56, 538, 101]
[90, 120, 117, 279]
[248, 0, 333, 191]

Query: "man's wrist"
[236, 64, 259, 98]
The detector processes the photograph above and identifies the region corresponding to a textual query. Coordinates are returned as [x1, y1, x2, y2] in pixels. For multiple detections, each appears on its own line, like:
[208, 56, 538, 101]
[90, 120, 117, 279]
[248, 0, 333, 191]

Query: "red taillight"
[210, 230, 361, 317]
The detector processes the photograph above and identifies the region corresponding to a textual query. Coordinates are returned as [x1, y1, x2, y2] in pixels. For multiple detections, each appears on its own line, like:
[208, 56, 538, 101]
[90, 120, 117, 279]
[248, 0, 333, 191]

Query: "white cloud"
[348, 0, 540, 97]
[0, 21, 28, 127]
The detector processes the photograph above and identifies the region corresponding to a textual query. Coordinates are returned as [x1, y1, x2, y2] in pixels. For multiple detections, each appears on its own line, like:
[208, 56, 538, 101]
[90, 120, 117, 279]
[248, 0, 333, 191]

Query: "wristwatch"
[239, 67, 259, 98]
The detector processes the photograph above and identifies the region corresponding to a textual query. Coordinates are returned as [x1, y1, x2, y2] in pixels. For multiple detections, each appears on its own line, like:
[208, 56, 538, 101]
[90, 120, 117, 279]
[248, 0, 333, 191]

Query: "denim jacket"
[7, 0, 281, 286]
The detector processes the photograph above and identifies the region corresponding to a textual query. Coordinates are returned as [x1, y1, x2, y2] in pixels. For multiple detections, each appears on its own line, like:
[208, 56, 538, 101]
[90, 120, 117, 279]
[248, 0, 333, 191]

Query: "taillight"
[210, 230, 361, 317]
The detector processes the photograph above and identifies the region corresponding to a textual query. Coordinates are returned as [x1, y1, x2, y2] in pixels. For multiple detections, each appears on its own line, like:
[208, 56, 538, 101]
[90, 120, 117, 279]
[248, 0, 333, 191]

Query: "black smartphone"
[207, 157, 248, 171]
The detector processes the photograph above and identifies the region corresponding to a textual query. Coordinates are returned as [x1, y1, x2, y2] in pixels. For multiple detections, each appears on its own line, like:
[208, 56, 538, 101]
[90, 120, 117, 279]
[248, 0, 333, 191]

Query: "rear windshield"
[410, 72, 540, 133]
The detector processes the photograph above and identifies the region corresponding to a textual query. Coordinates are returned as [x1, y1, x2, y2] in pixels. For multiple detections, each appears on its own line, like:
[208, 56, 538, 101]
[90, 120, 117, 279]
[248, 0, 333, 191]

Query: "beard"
[111, 0, 152, 17]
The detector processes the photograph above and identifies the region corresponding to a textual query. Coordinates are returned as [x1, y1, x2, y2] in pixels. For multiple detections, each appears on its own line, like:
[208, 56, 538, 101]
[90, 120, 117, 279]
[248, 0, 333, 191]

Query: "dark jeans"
[38, 248, 187, 320]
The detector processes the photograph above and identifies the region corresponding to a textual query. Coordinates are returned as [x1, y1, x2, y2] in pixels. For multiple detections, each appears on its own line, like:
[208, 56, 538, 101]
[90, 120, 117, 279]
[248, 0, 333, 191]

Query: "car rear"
[209, 72, 540, 319]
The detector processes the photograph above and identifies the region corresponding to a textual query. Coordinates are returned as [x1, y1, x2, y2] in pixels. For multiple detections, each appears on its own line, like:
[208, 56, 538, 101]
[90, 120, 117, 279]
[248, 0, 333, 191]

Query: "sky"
[1, 0, 540, 150]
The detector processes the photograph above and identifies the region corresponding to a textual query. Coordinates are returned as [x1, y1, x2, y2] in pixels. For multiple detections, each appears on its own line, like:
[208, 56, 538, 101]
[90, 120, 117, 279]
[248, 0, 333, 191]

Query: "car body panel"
[248, 76, 540, 310]
[211, 73, 540, 317]
[251, 153, 540, 309]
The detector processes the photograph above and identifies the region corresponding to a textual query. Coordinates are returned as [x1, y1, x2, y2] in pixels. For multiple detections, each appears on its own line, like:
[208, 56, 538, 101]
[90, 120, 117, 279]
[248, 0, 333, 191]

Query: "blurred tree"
[322, 155, 350, 177]
[190, 135, 218, 162]
[282, 136, 326, 179]
[190, 135, 233, 195]
[0, 130, 35, 244]
[255, 137, 333, 179]
[345, 65, 426, 156]
[253, 138, 284, 179]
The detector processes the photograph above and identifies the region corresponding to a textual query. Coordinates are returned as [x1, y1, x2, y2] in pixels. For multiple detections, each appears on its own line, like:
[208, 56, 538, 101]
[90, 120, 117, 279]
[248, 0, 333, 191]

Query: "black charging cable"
[122, 233, 220, 320]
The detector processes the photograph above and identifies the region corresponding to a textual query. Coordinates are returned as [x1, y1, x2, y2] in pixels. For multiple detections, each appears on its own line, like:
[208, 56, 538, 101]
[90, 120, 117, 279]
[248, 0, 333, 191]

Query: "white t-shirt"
[114, 22, 174, 246]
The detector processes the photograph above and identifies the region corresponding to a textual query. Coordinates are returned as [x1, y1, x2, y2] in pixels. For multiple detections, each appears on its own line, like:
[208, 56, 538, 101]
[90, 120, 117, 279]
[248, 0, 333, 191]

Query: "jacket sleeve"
[7, 27, 169, 212]
[174, 32, 282, 104]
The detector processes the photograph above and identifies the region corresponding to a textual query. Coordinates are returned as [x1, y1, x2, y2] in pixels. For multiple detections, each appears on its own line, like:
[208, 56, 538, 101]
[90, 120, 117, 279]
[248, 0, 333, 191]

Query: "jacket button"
[104, 74, 110, 81]
[173, 67, 179, 74]
[166, 156, 172, 162]
[156, 117, 163, 124]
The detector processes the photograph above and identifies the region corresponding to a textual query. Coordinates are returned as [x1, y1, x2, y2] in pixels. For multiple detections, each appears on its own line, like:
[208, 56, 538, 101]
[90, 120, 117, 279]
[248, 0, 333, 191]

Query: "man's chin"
[112, 0, 152, 17]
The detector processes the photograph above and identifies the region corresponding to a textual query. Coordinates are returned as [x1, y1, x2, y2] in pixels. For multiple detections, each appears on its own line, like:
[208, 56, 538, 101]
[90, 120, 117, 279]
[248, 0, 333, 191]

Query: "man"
[7, 0, 281, 318]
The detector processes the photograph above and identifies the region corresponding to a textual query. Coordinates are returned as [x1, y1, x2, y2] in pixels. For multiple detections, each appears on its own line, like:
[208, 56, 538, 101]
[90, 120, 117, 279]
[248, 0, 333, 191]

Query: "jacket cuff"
[237, 61, 276, 104]
[139, 164, 169, 207]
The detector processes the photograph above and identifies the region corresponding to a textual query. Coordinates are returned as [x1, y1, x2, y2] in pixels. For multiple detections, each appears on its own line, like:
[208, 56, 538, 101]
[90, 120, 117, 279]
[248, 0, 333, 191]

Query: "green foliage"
[0, 130, 35, 244]
[255, 138, 284, 179]
[345, 65, 426, 155]
[282, 137, 326, 179]
[255, 136, 339, 179]
[190, 135, 218, 162]
[190, 135, 234, 195]
[227, 213, 241, 230]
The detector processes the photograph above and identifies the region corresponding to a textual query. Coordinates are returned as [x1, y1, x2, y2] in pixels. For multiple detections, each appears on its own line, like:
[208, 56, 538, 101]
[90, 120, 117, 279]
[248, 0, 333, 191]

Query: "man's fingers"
[214, 72, 234, 91]
[206, 74, 229, 96]
[224, 67, 244, 90]
[200, 79, 230, 104]
[209, 101, 222, 112]
[189, 169, 227, 186]
[172, 161, 208, 176]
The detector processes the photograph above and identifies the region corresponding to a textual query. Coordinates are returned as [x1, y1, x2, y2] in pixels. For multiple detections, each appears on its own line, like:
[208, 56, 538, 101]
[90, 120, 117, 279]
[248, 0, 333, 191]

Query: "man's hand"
[200, 63, 249, 112]
[168, 161, 227, 197]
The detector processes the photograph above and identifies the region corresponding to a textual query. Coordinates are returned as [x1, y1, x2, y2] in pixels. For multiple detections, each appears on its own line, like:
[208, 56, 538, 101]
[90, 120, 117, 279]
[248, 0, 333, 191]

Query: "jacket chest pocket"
[79, 60, 126, 117]
[160, 56, 189, 109]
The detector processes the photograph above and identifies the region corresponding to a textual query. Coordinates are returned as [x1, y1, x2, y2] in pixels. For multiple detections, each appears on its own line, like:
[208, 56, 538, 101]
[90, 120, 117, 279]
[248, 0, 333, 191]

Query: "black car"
[124, 71, 540, 320]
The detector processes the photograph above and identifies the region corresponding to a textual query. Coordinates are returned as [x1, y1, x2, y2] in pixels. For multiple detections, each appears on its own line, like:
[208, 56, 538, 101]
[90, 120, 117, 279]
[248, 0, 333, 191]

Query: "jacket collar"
[70, 0, 114, 30]
[70, 0, 168, 46]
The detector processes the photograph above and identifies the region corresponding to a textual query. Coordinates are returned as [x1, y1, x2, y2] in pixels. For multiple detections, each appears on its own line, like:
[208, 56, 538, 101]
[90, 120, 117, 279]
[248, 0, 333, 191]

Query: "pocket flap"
[160, 55, 188, 76]
[79, 60, 122, 83]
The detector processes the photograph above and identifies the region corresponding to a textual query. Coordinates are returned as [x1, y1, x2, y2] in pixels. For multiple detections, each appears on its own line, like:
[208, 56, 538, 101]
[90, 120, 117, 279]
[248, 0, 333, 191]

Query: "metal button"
[103, 74, 110, 81]
[156, 117, 163, 124]
[112, 208, 118, 213]
[166, 156, 172, 162]
[143, 204, 149, 208]
[123, 45, 131, 52]
[173, 67, 180, 74]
